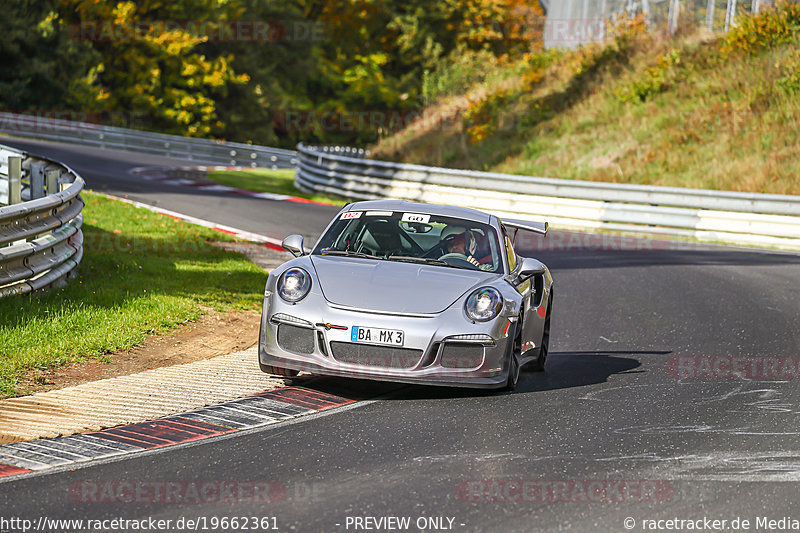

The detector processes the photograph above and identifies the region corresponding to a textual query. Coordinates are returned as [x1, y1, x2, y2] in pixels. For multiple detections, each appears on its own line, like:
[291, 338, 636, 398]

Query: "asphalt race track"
[2, 136, 800, 532]
[0, 137, 337, 245]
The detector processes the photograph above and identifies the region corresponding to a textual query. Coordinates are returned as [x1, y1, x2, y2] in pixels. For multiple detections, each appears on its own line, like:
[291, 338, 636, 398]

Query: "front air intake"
[277, 324, 315, 354]
[440, 343, 485, 369]
[330, 342, 422, 369]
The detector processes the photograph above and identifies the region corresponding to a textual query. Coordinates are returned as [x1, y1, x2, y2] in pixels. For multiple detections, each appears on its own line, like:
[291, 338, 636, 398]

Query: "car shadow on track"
[515, 350, 655, 394]
[300, 350, 661, 401]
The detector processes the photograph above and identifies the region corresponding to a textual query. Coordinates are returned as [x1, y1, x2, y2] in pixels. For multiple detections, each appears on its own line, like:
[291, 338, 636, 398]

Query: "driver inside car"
[440, 226, 493, 271]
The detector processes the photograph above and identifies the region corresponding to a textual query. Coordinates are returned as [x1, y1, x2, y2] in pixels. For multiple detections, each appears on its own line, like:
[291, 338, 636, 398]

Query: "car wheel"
[502, 318, 522, 391]
[259, 361, 300, 378]
[529, 293, 552, 372]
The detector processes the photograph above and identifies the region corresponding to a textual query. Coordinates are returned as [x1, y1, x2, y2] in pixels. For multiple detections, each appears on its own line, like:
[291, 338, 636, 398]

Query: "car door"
[502, 225, 538, 355]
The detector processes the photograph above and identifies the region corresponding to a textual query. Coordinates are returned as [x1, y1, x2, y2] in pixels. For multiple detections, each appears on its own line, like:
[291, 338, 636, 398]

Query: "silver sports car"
[258, 200, 553, 390]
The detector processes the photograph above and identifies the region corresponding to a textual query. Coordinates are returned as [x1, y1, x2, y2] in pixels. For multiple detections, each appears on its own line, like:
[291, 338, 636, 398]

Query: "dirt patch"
[17, 309, 261, 397]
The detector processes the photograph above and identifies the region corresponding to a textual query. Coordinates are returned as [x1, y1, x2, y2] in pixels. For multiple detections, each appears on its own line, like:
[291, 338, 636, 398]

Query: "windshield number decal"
[401, 213, 430, 223]
[341, 211, 362, 220]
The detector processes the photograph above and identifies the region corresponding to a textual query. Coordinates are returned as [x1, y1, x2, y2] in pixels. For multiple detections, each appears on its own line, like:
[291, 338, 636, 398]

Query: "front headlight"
[465, 287, 503, 322]
[278, 267, 312, 303]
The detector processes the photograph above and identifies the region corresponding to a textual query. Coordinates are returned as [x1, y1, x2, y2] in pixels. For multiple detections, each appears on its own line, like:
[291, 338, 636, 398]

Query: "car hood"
[309, 256, 497, 314]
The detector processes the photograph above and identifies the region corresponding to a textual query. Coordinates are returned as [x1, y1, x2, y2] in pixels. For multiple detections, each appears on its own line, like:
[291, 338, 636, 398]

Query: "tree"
[2, 0, 546, 145]
[58, 0, 249, 137]
[0, 0, 96, 112]
[203, 0, 318, 145]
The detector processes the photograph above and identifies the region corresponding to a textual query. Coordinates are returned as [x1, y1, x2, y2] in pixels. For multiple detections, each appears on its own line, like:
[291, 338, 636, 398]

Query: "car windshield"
[312, 211, 503, 273]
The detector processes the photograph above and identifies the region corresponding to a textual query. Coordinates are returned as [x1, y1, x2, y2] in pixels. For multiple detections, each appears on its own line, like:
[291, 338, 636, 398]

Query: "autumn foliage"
[1, 0, 545, 145]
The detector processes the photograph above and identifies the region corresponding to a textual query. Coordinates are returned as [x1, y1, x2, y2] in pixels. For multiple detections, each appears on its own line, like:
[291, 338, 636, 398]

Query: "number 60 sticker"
[401, 213, 430, 223]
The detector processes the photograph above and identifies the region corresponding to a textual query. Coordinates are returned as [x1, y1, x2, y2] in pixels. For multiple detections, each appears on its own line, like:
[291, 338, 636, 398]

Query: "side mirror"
[282, 234, 306, 257]
[518, 257, 546, 281]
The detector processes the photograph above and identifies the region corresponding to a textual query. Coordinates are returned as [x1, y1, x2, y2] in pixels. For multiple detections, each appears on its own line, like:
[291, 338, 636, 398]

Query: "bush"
[617, 50, 682, 103]
[422, 49, 502, 103]
[464, 89, 511, 143]
[775, 47, 800, 94]
[723, 1, 800, 54]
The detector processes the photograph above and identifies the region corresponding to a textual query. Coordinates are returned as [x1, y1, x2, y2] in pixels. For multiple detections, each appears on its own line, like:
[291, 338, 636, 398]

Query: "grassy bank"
[207, 168, 347, 206]
[372, 5, 800, 195]
[0, 192, 266, 397]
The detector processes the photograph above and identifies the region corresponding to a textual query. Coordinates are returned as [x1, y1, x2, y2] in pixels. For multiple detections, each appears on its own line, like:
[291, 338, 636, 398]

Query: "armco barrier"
[0, 112, 296, 169]
[295, 143, 800, 250]
[3, 109, 798, 250]
[0, 144, 84, 298]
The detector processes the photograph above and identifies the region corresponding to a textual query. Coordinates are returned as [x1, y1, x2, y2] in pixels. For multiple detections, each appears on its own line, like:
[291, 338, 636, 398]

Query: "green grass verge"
[0, 192, 266, 398]
[207, 168, 347, 206]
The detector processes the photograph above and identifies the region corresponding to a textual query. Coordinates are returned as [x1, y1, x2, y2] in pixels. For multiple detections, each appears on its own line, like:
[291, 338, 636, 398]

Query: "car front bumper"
[258, 293, 516, 389]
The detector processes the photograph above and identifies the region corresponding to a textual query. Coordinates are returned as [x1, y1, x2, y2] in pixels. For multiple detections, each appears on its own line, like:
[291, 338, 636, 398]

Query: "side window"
[502, 226, 517, 272]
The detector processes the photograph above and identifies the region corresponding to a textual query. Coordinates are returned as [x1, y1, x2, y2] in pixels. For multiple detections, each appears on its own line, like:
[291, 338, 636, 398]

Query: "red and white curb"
[92, 192, 290, 252]
[130, 166, 332, 206]
[0, 387, 354, 479]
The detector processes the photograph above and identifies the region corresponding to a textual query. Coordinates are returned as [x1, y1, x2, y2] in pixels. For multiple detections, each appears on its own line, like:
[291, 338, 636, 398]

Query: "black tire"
[502, 319, 522, 391]
[259, 361, 300, 377]
[529, 293, 552, 372]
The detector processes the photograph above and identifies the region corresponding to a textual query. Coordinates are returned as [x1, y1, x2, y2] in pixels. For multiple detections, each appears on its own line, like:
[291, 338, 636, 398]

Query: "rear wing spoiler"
[501, 218, 549, 236]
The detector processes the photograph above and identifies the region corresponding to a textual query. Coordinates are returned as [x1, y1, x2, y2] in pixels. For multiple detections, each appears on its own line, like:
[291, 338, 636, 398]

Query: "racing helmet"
[441, 225, 478, 255]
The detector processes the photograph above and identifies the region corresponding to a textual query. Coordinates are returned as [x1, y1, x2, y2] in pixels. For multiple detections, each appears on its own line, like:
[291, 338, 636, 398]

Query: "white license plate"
[351, 326, 405, 346]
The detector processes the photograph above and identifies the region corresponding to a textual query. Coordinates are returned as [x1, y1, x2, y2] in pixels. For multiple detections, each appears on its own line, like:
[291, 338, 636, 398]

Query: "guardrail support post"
[46, 169, 60, 195]
[668, 0, 680, 35]
[724, 0, 737, 31]
[8, 156, 22, 205]
[706, 0, 715, 30]
[30, 163, 45, 200]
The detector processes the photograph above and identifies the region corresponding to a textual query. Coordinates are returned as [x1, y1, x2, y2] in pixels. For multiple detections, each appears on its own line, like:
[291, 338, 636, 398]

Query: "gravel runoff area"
[0, 347, 288, 444]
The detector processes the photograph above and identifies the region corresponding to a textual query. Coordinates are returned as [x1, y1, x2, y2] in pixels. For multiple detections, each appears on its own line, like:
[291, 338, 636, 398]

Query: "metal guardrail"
[3, 109, 798, 251]
[0, 112, 297, 169]
[0, 144, 84, 298]
[295, 143, 800, 250]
